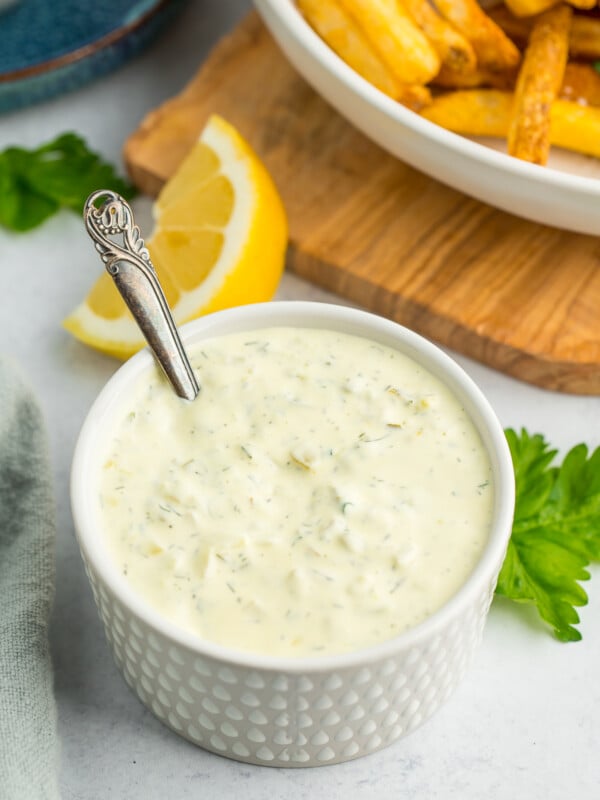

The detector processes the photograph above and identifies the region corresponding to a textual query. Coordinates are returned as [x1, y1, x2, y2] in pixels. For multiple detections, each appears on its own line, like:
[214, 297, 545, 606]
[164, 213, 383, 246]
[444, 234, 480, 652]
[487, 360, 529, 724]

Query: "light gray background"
[1, 2, 599, 797]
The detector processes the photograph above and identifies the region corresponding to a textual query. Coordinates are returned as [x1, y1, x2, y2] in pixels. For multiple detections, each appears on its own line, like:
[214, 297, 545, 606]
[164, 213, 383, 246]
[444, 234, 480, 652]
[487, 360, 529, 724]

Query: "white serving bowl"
[71, 301, 514, 767]
[253, 0, 600, 235]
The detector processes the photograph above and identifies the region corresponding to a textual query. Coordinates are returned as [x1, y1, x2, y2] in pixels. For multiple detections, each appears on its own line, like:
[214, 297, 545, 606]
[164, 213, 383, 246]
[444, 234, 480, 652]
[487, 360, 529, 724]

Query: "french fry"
[400, 0, 477, 74]
[507, 4, 572, 164]
[504, 0, 595, 15]
[566, 16, 600, 59]
[432, 0, 521, 71]
[565, 0, 597, 8]
[297, 0, 405, 99]
[503, 0, 562, 15]
[422, 89, 600, 158]
[421, 89, 513, 137]
[298, 0, 600, 167]
[490, 5, 600, 60]
[337, 0, 440, 84]
[568, 16, 600, 60]
[434, 60, 600, 103]
[488, 4, 543, 39]
[395, 84, 433, 112]
[433, 65, 518, 90]
[560, 63, 600, 107]
[550, 97, 600, 155]
[297, 0, 432, 110]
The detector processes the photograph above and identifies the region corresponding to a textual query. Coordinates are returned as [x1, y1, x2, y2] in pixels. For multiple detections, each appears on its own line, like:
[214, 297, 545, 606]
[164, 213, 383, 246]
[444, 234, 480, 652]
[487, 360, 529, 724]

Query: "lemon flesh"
[64, 115, 288, 359]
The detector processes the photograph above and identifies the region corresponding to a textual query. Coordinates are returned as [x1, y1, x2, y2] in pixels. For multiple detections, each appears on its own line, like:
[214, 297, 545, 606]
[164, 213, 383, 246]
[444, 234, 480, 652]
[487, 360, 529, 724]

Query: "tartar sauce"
[99, 327, 493, 657]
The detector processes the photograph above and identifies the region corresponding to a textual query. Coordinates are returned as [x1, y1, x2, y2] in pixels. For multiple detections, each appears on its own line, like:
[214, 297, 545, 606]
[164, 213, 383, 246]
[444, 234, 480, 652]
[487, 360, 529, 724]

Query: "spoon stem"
[83, 190, 200, 401]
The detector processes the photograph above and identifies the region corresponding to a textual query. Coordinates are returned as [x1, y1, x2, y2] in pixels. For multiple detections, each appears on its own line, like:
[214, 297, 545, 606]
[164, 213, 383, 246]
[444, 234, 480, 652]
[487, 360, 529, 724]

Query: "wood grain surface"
[124, 12, 600, 394]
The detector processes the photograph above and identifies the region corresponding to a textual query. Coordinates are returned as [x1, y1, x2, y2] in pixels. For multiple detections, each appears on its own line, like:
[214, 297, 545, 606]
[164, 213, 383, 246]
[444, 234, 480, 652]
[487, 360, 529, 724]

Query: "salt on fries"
[560, 63, 600, 105]
[298, 0, 600, 166]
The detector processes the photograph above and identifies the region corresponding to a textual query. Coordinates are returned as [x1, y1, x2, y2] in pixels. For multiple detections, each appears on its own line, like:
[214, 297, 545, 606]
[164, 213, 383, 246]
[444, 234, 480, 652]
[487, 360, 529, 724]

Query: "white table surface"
[2, 2, 599, 797]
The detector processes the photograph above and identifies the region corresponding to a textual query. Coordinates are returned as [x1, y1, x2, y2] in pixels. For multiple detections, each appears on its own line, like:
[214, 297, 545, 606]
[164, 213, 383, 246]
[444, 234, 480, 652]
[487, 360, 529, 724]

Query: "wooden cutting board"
[124, 12, 600, 395]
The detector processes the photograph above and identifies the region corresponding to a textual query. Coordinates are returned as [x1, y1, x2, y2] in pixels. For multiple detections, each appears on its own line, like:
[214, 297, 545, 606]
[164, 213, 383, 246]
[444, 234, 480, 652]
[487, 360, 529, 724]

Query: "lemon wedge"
[64, 115, 288, 359]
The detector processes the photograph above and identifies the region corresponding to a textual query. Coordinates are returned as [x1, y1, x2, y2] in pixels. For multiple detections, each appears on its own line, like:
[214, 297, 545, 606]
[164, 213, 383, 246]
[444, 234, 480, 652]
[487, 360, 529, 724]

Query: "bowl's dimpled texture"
[82, 553, 496, 767]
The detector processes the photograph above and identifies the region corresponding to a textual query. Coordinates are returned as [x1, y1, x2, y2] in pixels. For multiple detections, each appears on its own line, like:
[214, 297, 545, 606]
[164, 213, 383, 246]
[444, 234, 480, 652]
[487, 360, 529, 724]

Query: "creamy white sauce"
[99, 327, 493, 657]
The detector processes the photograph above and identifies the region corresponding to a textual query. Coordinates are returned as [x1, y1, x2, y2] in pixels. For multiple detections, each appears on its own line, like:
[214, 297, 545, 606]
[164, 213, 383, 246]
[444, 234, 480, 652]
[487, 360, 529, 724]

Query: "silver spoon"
[83, 190, 200, 401]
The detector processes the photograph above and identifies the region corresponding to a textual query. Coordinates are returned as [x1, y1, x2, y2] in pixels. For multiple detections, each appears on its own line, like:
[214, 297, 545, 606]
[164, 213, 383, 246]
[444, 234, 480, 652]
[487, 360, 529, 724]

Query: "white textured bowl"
[254, 0, 600, 234]
[71, 302, 514, 767]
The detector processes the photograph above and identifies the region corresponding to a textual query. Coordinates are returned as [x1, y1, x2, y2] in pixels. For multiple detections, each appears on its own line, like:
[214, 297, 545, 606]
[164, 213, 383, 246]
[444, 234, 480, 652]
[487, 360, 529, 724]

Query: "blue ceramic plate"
[0, 0, 187, 113]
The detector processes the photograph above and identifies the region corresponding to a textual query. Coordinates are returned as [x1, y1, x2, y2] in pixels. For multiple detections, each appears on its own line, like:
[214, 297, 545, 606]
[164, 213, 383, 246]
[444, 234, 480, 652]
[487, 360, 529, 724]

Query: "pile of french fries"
[298, 0, 600, 165]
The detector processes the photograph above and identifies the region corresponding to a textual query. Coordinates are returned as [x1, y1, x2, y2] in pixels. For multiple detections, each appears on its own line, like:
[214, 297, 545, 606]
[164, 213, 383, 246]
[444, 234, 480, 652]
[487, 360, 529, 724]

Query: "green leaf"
[506, 428, 557, 521]
[0, 152, 58, 231]
[496, 429, 600, 642]
[0, 133, 136, 232]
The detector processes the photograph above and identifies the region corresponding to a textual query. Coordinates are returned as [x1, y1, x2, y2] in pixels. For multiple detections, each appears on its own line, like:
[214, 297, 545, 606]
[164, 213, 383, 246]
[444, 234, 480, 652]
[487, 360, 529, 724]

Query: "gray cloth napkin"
[0, 359, 60, 799]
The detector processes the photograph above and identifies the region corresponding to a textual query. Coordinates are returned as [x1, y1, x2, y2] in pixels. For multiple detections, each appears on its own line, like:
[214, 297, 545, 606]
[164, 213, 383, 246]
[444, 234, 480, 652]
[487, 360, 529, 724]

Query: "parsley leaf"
[0, 133, 136, 232]
[496, 429, 600, 642]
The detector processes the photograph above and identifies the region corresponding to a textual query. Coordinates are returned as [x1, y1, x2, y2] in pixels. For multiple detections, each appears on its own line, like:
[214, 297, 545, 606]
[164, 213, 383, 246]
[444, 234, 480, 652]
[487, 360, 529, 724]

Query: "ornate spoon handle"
[83, 190, 200, 401]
